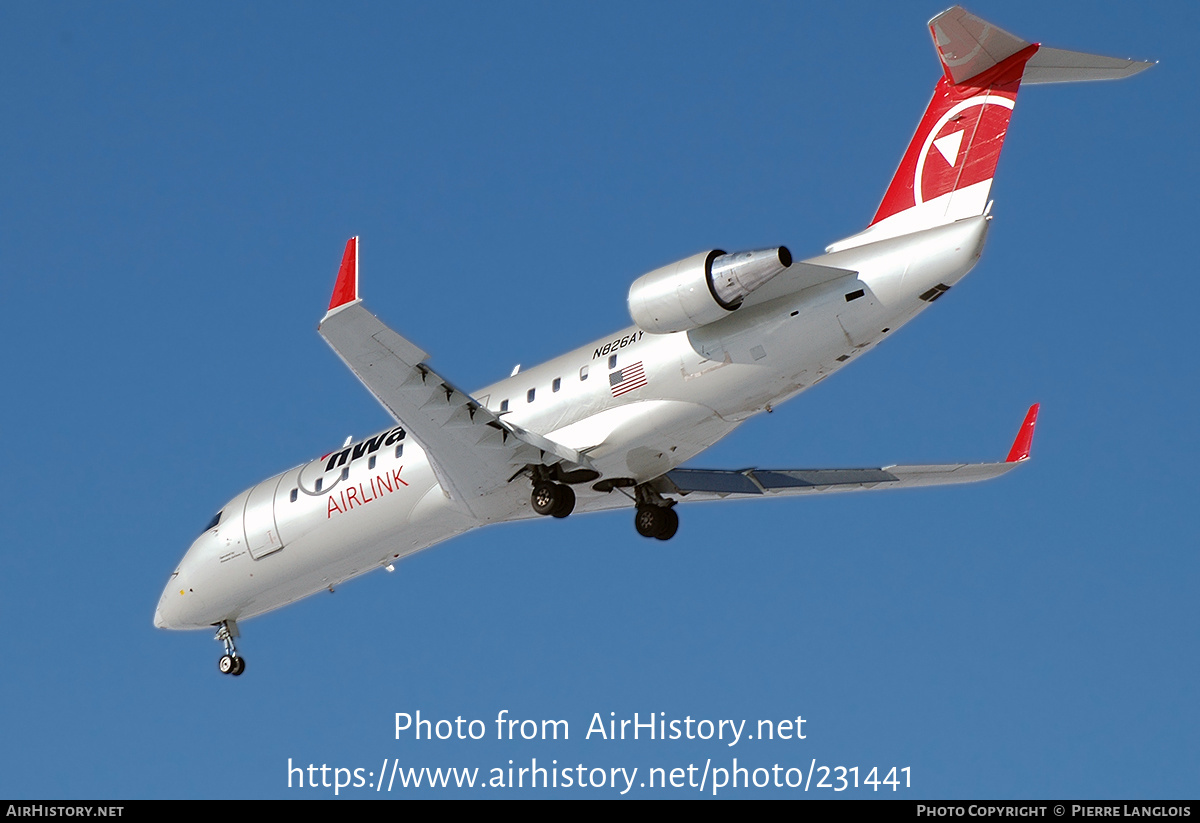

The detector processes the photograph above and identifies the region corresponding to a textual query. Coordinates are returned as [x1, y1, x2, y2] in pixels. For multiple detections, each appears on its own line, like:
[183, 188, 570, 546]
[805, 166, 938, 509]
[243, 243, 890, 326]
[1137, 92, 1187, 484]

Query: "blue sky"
[2, 1, 1195, 799]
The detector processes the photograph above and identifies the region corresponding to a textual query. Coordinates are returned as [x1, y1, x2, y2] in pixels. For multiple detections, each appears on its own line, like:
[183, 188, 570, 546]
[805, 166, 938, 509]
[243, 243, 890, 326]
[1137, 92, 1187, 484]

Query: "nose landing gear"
[215, 620, 246, 676]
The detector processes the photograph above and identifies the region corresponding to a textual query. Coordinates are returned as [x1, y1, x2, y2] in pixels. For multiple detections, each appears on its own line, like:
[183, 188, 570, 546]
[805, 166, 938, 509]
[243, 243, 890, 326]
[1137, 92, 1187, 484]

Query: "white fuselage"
[155, 216, 988, 630]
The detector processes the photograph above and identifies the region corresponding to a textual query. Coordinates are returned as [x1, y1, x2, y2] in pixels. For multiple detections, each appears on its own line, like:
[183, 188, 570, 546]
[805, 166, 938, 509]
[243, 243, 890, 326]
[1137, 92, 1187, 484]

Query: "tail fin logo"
[913, 92, 1014, 207]
[867, 71, 1023, 231]
[932, 131, 964, 167]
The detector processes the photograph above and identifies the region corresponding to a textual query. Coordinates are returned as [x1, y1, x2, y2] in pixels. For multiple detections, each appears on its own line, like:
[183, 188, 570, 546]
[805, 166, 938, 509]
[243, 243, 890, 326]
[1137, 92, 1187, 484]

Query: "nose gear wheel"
[215, 621, 246, 676]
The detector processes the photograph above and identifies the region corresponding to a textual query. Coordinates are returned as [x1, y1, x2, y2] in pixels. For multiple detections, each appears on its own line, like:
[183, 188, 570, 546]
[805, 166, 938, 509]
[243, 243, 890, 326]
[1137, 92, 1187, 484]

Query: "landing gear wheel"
[635, 504, 667, 538]
[654, 506, 679, 541]
[551, 484, 575, 518]
[531, 481, 562, 516]
[214, 620, 245, 677]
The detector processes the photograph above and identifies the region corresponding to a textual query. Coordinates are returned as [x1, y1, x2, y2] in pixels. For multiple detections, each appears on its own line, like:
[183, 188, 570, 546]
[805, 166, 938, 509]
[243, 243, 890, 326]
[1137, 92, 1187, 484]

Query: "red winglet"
[1005, 403, 1040, 463]
[328, 236, 359, 311]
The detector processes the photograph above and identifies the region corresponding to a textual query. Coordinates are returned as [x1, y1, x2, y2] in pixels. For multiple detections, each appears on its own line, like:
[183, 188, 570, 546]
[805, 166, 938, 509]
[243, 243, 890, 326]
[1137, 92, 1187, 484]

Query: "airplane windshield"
[201, 511, 222, 535]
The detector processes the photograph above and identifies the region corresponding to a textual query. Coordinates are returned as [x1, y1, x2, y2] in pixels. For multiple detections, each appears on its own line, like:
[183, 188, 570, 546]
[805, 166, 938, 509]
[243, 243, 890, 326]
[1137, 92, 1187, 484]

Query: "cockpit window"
[201, 511, 222, 534]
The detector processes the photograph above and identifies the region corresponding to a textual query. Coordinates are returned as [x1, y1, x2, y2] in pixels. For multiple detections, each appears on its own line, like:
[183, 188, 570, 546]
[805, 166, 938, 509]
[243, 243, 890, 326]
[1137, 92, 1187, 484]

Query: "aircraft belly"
[552, 399, 736, 482]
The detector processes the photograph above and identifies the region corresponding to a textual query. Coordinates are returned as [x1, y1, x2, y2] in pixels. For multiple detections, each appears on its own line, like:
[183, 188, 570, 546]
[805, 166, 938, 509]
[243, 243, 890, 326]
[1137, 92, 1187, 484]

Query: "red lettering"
[392, 467, 409, 487]
[327, 496, 342, 519]
[346, 486, 359, 508]
[359, 481, 374, 504]
[377, 472, 393, 493]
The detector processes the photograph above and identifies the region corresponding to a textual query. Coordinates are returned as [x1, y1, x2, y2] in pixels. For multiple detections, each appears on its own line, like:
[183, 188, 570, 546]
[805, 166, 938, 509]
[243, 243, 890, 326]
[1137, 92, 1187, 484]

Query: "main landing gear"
[632, 481, 678, 540]
[215, 620, 246, 676]
[531, 480, 575, 518]
[634, 503, 678, 540]
[533, 467, 680, 540]
[529, 465, 600, 519]
[592, 477, 680, 540]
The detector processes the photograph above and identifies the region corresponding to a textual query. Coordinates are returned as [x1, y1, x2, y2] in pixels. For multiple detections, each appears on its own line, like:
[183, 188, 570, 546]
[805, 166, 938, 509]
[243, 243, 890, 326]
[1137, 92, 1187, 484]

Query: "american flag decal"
[609, 361, 647, 397]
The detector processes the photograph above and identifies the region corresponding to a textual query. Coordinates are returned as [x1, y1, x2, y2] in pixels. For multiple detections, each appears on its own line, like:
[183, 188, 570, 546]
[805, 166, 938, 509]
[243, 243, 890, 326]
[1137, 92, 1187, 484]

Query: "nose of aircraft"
[154, 575, 183, 629]
[155, 562, 212, 630]
[157, 523, 226, 629]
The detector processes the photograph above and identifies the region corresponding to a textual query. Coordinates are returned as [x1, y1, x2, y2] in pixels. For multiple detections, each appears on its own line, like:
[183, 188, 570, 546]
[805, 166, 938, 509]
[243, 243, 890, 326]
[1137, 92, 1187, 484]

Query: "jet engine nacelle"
[627, 247, 792, 334]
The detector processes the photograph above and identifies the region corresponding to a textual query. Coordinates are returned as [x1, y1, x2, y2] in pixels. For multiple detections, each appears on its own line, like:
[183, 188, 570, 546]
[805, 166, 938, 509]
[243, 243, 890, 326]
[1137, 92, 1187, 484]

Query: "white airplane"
[155, 7, 1151, 675]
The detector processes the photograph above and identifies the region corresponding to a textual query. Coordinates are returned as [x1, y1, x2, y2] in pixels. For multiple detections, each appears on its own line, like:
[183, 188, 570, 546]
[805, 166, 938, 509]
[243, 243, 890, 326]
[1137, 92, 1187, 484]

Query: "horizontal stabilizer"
[929, 5, 1032, 86]
[1023, 47, 1154, 85]
[929, 7, 1152, 88]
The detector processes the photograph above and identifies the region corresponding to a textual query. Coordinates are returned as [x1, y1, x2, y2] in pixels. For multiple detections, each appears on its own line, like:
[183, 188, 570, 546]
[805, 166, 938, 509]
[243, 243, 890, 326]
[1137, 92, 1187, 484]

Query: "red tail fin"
[826, 8, 1039, 253]
[871, 10, 1039, 229]
[825, 7, 1151, 254]
[870, 46, 1034, 227]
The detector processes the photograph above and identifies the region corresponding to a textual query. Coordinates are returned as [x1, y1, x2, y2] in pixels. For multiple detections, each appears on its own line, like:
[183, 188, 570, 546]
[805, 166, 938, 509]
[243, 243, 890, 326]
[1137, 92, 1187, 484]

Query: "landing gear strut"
[531, 480, 575, 518]
[215, 620, 246, 676]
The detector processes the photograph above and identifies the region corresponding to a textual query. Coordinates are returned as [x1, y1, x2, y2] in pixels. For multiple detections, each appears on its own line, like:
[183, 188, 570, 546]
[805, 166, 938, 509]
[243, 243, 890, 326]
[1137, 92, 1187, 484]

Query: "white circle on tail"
[913, 94, 1014, 205]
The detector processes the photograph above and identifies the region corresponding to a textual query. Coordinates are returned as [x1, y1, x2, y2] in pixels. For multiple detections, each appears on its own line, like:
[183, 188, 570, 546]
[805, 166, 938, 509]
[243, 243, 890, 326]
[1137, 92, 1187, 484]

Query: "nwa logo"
[323, 426, 407, 472]
[915, 93, 1015, 204]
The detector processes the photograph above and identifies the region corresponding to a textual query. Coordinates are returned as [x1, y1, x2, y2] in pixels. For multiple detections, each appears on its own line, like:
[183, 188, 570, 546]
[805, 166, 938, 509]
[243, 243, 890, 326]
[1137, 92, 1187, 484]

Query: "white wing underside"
[656, 462, 1019, 501]
[318, 300, 592, 517]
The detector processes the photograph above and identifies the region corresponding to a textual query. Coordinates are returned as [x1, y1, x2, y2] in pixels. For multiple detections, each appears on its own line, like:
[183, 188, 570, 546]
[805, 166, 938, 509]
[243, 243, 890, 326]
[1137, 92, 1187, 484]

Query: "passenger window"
[290, 488, 298, 503]
[608, 355, 617, 369]
[553, 377, 561, 392]
[527, 388, 535, 403]
[395, 444, 404, 458]
[500, 399, 509, 412]
[315, 478, 323, 493]
[368, 456, 376, 470]
[341, 467, 349, 481]
[579, 366, 589, 381]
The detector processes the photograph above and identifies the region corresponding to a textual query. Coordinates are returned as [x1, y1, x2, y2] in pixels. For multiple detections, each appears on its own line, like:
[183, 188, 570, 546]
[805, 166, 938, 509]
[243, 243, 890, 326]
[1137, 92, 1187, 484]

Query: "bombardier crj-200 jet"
[155, 7, 1151, 675]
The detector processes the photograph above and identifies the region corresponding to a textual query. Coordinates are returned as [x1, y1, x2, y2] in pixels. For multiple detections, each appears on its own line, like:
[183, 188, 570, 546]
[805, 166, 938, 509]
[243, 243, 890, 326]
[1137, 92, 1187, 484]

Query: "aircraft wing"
[317, 238, 593, 515]
[652, 404, 1040, 502]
